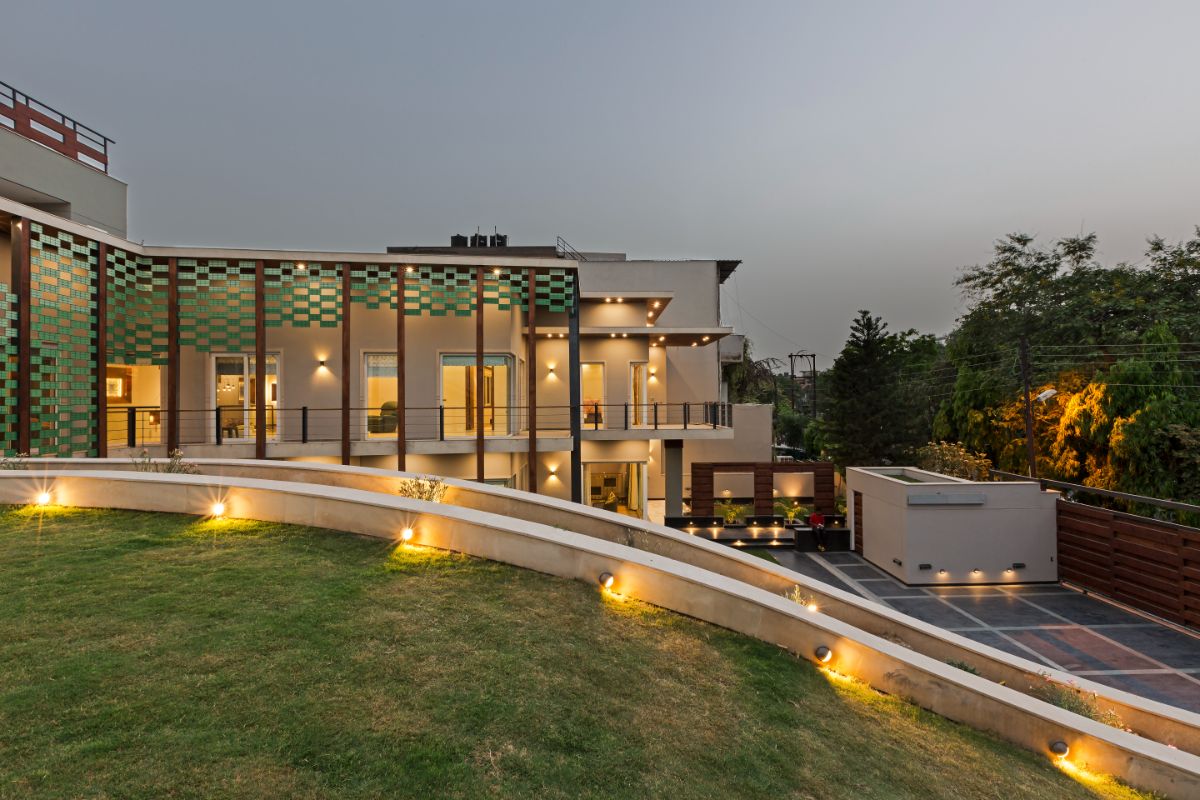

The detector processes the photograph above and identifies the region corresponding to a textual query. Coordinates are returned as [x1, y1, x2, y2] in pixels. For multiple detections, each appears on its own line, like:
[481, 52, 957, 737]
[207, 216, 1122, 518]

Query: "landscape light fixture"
[598, 571, 614, 590]
[1036, 388, 1058, 403]
[806, 601, 819, 613]
[1050, 741, 1070, 758]
[35, 491, 51, 506]
[211, 501, 226, 518]
[400, 527, 414, 542]
[814, 646, 832, 663]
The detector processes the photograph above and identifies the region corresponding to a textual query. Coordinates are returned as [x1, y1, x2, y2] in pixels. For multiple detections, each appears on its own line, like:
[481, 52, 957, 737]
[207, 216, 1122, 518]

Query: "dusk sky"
[7, 0, 1200, 365]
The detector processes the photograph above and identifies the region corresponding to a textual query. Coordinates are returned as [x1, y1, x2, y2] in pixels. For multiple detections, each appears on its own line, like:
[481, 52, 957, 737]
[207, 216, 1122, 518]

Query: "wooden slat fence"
[1058, 499, 1200, 628]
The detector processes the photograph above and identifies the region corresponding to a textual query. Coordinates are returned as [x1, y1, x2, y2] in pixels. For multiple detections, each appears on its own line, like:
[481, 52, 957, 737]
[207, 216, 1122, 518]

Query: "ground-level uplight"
[806, 601, 819, 613]
[598, 571, 614, 590]
[400, 527, 414, 542]
[1050, 740, 1070, 758]
[35, 491, 52, 506]
[210, 501, 226, 518]
[815, 645, 833, 663]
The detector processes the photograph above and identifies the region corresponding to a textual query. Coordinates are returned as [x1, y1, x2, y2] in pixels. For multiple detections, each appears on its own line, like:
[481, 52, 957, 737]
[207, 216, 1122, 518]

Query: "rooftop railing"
[0, 81, 113, 173]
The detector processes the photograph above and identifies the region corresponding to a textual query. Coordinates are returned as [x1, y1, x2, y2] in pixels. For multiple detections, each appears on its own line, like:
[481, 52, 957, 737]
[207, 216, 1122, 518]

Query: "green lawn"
[0, 507, 1152, 800]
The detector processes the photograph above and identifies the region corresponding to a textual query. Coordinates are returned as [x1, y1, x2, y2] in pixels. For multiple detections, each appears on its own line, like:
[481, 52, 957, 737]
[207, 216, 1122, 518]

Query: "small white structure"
[845, 467, 1058, 585]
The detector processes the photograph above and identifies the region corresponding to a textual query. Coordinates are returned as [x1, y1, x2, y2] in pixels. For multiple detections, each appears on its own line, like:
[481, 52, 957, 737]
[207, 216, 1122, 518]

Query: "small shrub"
[0, 452, 30, 470]
[132, 449, 199, 475]
[715, 499, 746, 524]
[785, 586, 818, 609]
[396, 475, 447, 503]
[1028, 672, 1126, 729]
[946, 659, 981, 676]
[916, 441, 993, 481]
[773, 499, 810, 523]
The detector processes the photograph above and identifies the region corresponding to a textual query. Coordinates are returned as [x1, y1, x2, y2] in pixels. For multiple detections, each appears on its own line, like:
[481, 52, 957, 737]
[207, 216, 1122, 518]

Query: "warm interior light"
[547, 333, 554, 338]
[547, 363, 556, 374]
[610, 333, 617, 338]
[400, 527, 414, 541]
[691, 342, 698, 347]
[653, 301, 661, 308]
[34, 491, 51, 506]
[211, 501, 226, 517]
[616, 297, 624, 303]
[598, 571, 614, 590]
[605, 297, 613, 303]
[621, 333, 627, 338]
[702, 336, 710, 342]
[815, 646, 832, 663]
[548, 464, 558, 475]
[558, 333, 565, 338]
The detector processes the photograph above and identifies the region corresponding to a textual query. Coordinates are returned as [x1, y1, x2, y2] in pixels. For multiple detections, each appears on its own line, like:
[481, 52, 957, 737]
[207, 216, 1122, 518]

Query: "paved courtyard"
[771, 550, 1200, 713]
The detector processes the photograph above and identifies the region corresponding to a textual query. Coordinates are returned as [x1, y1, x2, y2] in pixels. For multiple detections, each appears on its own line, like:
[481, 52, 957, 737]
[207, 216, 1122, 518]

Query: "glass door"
[214, 354, 278, 442]
[440, 354, 512, 437]
[630, 362, 648, 427]
[581, 362, 605, 429]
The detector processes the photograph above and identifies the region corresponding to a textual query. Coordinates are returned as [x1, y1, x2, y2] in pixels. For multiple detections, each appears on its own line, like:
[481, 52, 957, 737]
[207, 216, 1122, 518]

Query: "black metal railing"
[105, 402, 734, 449]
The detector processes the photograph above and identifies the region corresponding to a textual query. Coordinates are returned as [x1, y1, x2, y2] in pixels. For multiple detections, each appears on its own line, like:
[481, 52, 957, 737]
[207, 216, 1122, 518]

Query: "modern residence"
[0, 80, 771, 519]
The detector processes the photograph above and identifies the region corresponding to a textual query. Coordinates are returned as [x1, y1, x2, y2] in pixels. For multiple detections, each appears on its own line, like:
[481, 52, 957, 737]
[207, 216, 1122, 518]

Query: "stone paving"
[771, 550, 1200, 713]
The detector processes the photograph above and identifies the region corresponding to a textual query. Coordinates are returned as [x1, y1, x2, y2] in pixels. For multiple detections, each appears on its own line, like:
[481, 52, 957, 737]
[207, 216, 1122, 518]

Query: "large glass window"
[586, 462, 646, 518]
[581, 362, 605, 429]
[441, 354, 512, 437]
[213, 354, 278, 441]
[364, 353, 399, 438]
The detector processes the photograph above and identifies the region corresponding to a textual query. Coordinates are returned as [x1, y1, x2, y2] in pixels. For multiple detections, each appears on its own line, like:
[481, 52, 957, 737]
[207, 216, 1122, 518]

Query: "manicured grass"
[0, 507, 1153, 799]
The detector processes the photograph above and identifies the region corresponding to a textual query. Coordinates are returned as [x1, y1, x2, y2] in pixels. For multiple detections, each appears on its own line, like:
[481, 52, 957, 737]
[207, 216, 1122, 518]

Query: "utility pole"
[1018, 336, 1038, 479]
[787, 352, 818, 419]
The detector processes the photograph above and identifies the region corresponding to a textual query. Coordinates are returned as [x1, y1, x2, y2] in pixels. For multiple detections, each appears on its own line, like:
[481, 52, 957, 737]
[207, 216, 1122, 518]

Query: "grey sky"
[7, 0, 1200, 365]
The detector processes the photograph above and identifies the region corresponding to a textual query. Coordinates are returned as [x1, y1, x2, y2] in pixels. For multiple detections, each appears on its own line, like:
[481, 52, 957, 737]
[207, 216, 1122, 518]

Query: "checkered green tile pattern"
[0, 282, 17, 456]
[350, 264, 396, 310]
[106, 249, 169, 365]
[265, 262, 342, 327]
[535, 268, 574, 313]
[177, 259, 257, 351]
[405, 265, 476, 316]
[28, 222, 98, 457]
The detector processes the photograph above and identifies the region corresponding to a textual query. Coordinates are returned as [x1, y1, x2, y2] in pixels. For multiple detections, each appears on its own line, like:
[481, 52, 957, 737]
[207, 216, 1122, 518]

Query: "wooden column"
[12, 219, 31, 454]
[341, 263, 351, 465]
[254, 260, 266, 460]
[396, 264, 407, 472]
[475, 266, 485, 482]
[166, 257, 179, 452]
[95, 242, 108, 457]
[526, 268, 537, 492]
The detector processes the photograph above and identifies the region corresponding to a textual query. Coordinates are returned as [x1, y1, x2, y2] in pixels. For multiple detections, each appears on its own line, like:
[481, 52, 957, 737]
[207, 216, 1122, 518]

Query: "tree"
[821, 311, 930, 468]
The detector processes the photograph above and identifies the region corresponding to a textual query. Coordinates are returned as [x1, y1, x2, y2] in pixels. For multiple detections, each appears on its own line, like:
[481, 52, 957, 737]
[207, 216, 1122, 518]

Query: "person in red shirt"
[808, 510, 827, 551]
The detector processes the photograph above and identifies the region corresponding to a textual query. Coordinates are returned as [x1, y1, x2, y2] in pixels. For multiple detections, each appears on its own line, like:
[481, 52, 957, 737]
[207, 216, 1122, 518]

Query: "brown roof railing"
[0, 81, 113, 173]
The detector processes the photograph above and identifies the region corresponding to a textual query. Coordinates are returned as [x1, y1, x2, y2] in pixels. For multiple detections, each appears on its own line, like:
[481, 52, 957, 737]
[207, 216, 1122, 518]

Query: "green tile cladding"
[28, 222, 98, 457]
[265, 262, 342, 327]
[0, 282, 17, 455]
[106, 249, 168, 365]
[177, 259, 257, 351]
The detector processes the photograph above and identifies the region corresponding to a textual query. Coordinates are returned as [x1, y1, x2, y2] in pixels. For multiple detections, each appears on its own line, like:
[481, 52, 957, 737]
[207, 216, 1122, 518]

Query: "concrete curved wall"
[1, 468, 1198, 797]
[14, 458, 1200, 760]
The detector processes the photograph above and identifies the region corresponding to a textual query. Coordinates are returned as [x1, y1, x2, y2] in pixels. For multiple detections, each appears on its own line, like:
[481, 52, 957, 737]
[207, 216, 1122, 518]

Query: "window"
[581, 362, 605, 429]
[212, 354, 279, 441]
[364, 353, 399, 438]
[630, 362, 648, 426]
[440, 354, 513, 437]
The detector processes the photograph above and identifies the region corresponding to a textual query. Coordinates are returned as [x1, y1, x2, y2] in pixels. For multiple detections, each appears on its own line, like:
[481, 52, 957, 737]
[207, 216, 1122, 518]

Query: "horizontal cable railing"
[105, 402, 734, 449]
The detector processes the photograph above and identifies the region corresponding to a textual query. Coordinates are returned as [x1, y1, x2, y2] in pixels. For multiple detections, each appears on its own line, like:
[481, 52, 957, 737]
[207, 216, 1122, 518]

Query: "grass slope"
[0, 507, 1152, 800]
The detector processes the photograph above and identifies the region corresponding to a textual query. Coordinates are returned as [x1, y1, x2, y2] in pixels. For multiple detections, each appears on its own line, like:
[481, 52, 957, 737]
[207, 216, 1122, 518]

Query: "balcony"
[105, 401, 734, 458]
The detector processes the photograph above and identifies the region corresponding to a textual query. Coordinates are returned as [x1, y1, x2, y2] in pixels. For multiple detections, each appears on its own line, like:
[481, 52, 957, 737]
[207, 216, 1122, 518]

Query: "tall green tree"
[821, 310, 932, 468]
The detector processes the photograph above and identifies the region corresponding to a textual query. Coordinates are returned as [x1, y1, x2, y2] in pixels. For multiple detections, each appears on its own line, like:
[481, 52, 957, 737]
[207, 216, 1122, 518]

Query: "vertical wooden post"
[396, 264, 406, 472]
[254, 260, 266, 460]
[12, 218, 31, 454]
[341, 263, 351, 466]
[95, 242, 108, 457]
[526, 268, 537, 492]
[166, 257, 179, 452]
[475, 265, 485, 482]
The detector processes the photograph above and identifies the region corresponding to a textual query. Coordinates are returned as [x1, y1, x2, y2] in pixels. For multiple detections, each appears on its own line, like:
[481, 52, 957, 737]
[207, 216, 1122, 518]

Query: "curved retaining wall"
[15, 458, 1200, 759]
[2, 468, 1198, 797]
